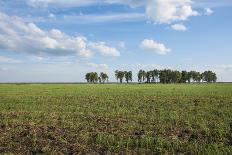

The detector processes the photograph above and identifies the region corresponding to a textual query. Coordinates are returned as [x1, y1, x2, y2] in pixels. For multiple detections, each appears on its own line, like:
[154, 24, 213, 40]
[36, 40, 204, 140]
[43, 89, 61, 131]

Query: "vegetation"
[0, 84, 232, 154]
[85, 72, 108, 83]
[114, 70, 130, 83]
[86, 69, 217, 84]
[115, 70, 133, 83]
[137, 69, 217, 84]
[99, 72, 109, 84]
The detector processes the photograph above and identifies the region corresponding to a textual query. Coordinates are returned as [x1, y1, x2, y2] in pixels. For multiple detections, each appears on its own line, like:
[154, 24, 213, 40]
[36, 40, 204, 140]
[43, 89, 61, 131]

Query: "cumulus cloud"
[26, 0, 200, 24]
[140, 39, 171, 55]
[171, 23, 187, 31]
[90, 42, 120, 57]
[0, 11, 119, 58]
[204, 8, 213, 16]
[146, 0, 199, 24]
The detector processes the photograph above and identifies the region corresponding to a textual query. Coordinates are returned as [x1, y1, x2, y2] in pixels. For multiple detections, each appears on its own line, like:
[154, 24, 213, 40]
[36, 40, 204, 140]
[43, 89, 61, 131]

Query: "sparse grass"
[0, 84, 232, 154]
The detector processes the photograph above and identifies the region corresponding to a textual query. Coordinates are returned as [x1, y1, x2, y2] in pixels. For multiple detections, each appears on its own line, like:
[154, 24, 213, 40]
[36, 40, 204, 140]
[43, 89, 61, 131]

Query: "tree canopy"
[85, 72, 108, 83]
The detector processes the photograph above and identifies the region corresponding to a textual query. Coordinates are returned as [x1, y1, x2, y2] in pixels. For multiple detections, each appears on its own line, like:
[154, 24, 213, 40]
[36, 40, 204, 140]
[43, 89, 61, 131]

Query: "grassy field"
[0, 84, 232, 154]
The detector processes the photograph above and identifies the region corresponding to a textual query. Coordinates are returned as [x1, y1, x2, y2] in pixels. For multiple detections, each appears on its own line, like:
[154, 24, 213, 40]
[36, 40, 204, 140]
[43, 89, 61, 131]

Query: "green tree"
[142, 70, 146, 82]
[202, 71, 217, 83]
[181, 71, 188, 83]
[115, 70, 125, 83]
[152, 69, 159, 83]
[138, 70, 146, 83]
[85, 73, 91, 83]
[171, 70, 181, 83]
[187, 71, 192, 83]
[146, 71, 153, 83]
[159, 70, 167, 84]
[194, 72, 202, 83]
[124, 71, 132, 83]
[90, 72, 98, 83]
[100, 72, 109, 83]
[138, 70, 143, 83]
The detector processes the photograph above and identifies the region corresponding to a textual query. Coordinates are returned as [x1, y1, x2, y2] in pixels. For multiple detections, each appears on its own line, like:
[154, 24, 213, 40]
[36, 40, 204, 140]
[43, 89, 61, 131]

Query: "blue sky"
[0, 0, 232, 82]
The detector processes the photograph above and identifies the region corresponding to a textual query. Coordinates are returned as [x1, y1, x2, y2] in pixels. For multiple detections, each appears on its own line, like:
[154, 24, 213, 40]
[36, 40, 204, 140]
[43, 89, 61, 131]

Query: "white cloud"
[0, 56, 22, 63]
[26, 0, 200, 24]
[204, 8, 213, 16]
[0, 11, 119, 58]
[90, 42, 120, 57]
[146, 0, 199, 24]
[87, 62, 109, 69]
[140, 39, 171, 55]
[171, 23, 187, 31]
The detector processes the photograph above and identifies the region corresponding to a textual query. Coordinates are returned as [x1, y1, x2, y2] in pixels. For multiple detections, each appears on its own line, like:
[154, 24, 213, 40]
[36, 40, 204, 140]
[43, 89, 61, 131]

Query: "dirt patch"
[0, 122, 107, 154]
[84, 115, 129, 134]
[166, 125, 207, 143]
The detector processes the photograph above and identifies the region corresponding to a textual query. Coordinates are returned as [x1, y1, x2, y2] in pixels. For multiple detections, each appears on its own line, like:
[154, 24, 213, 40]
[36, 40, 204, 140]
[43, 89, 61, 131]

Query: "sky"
[0, 0, 232, 82]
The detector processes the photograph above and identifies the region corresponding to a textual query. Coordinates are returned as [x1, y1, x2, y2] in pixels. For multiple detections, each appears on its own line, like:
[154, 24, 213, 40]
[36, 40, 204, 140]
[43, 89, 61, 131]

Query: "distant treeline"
[85, 69, 217, 84]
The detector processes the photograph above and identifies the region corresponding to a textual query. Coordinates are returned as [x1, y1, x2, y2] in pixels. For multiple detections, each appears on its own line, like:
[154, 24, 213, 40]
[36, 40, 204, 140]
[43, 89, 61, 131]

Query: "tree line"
[137, 70, 217, 84]
[85, 70, 217, 83]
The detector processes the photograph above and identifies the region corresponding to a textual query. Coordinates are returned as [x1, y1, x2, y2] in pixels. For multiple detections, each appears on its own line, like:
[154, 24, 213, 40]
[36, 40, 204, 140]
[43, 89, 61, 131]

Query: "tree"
[98, 76, 102, 83]
[187, 71, 192, 83]
[190, 71, 197, 82]
[181, 71, 188, 83]
[158, 69, 173, 84]
[194, 72, 202, 83]
[212, 72, 217, 82]
[90, 72, 98, 83]
[99, 72, 109, 83]
[138, 70, 143, 83]
[152, 69, 159, 83]
[202, 71, 217, 83]
[146, 71, 152, 83]
[142, 70, 146, 82]
[85, 73, 91, 83]
[124, 71, 132, 83]
[159, 70, 167, 84]
[85, 72, 98, 83]
[166, 69, 172, 83]
[85, 69, 217, 84]
[138, 70, 146, 83]
[115, 70, 125, 83]
[171, 70, 181, 83]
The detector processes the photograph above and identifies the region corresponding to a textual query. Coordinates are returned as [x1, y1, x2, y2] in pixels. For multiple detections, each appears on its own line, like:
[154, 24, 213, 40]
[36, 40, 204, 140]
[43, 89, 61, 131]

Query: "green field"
[1, 84, 232, 154]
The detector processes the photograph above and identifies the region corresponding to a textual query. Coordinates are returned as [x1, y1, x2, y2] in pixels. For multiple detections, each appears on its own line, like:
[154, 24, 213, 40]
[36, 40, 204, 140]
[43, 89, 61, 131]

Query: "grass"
[0, 83, 232, 154]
